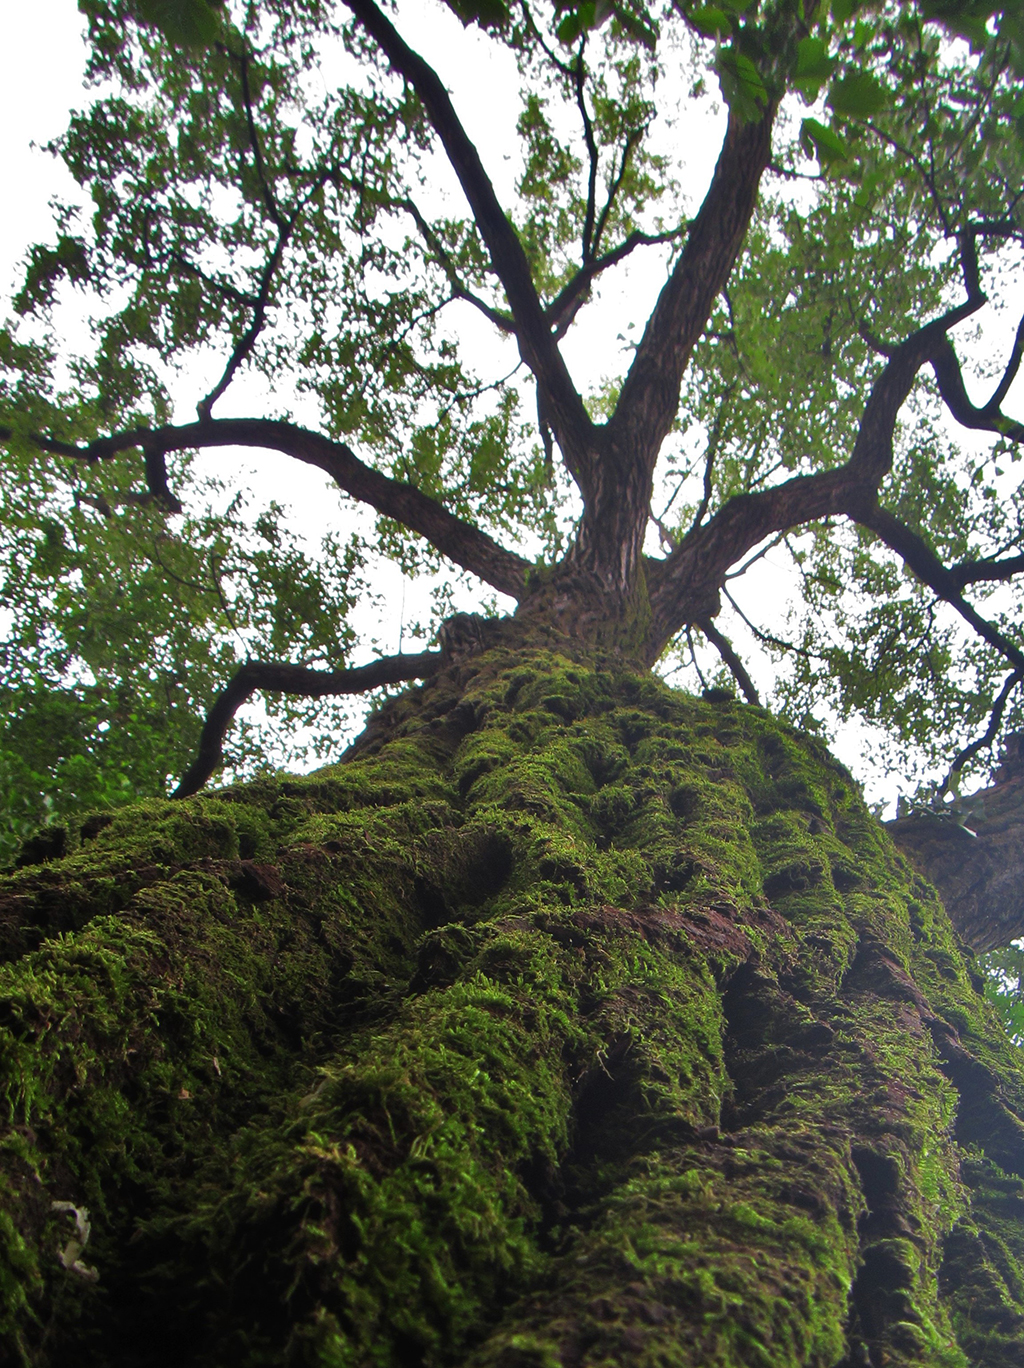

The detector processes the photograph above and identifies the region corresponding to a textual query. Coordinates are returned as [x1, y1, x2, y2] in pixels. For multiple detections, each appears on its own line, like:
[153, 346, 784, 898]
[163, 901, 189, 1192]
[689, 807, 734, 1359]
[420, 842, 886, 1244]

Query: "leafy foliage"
[0, 435, 367, 860]
[980, 938, 1024, 1044]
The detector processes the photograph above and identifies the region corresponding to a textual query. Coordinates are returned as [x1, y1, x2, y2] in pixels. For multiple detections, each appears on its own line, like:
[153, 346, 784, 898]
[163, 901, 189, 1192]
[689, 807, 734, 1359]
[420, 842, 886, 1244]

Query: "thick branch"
[846, 298, 985, 485]
[173, 652, 441, 799]
[8, 418, 530, 600]
[555, 106, 774, 597]
[344, 0, 597, 486]
[889, 736, 1024, 951]
[987, 307, 1024, 411]
[646, 467, 855, 655]
[607, 106, 775, 457]
[647, 292, 991, 651]
[143, 446, 183, 512]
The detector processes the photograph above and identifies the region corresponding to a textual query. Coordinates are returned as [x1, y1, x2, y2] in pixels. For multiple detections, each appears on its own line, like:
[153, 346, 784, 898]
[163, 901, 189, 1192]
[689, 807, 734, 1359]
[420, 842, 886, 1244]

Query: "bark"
[2, 646, 1024, 1368]
[889, 748, 1024, 952]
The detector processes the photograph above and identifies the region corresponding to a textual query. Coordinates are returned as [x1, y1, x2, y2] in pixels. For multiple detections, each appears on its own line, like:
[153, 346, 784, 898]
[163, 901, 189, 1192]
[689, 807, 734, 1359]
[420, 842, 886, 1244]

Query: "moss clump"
[0, 648, 1022, 1366]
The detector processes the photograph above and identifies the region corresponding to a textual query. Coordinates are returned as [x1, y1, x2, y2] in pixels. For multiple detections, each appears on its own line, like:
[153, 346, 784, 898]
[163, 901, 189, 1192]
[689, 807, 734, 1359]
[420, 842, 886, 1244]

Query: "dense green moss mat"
[2, 648, 1024, 1366]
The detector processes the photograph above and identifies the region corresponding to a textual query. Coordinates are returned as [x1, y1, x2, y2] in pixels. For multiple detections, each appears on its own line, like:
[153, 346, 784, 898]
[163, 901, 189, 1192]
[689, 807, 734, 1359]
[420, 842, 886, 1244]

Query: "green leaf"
[851, 167, 882, 212]
[443, 1, 513, 29]
[556, 3, 597, 44]
[919, 1, 995, 52]
[610, 2, 659, 48]
[688, 6, 732, 39]
[134, 0, 222, 49]
[800, 115, 852, 168]
[828, 70, 890, 118]
[831, 0, 858, 23]
[796, 36, 830, 76]
[717, 47, 768, 120]
[794, 35, 835, 100]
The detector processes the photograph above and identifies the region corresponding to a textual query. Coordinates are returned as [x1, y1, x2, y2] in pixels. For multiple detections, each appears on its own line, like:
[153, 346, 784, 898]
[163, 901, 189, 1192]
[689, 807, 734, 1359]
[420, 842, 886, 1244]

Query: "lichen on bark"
[2, 648, 1024, 1367]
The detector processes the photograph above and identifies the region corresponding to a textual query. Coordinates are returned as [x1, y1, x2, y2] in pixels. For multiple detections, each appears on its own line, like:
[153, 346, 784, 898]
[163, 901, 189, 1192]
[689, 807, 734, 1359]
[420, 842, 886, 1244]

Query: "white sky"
[3, 1, 1021, 812]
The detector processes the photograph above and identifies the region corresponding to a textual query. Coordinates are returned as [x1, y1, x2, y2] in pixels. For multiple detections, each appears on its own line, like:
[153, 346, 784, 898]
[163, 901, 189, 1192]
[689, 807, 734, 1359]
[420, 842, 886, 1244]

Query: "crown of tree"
[2, 0, 1024, 833]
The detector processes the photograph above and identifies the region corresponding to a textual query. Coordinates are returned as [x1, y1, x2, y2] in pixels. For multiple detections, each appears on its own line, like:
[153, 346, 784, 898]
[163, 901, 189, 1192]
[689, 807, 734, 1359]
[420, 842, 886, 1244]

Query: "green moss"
[0, 649, 1023, 1366]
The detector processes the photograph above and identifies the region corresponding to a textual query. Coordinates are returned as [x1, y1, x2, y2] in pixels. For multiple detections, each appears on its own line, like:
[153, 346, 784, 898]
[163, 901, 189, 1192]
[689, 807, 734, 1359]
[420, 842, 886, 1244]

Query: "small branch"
[649, 511, 678, 552]
[573, 48, 599, 262]
[236, 45, 285, 230]
[544, 226, 687, 336]
[685, 626, 709, 692]
[724, 531, 787, 580]
[767, 161, 822, 183]
[940, 668, 1023, 799]
[197, 235, 288, 421]
[723, 585, 815, 660]
[863, 122, 952, 236]
[697, 617, 760, 705]
[165, 248, 259, 309]
[173, 651, 442, 798]
[590, 128, 643, 259]
[398, 198, 515, 333]
[198, 172, 331, 420]
[683, 386, 733, 539]
[950, 552, 1024, 589]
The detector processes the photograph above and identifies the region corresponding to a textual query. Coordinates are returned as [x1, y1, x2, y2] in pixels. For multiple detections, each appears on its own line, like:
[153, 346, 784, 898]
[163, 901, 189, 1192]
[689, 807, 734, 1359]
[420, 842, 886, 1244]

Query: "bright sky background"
[4, 1, 1021, 812]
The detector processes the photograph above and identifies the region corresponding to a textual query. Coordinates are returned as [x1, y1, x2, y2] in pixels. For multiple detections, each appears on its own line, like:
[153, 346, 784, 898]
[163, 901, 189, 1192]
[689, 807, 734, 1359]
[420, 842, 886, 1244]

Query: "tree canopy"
[3, 0, 1024, 855]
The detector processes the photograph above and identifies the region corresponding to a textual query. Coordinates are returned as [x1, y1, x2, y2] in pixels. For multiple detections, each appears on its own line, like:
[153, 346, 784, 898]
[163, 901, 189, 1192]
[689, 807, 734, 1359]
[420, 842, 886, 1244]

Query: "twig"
[685, 627, 709, 692]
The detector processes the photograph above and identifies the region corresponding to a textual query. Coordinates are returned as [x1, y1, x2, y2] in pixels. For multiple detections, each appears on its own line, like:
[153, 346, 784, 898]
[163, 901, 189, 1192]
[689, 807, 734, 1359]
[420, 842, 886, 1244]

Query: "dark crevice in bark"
[719, 961, 835, 1130]
[928, 1018, 1024, 1180]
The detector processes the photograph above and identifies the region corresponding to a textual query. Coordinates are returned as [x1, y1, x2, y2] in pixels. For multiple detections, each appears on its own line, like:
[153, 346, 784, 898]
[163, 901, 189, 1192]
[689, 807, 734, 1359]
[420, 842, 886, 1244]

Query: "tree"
[4, 0, 1024, 1363]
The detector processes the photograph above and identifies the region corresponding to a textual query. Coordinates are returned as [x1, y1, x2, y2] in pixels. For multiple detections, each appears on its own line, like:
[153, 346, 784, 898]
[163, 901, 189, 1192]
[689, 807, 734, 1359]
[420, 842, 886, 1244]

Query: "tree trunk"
[2, 647, 1023, 1368]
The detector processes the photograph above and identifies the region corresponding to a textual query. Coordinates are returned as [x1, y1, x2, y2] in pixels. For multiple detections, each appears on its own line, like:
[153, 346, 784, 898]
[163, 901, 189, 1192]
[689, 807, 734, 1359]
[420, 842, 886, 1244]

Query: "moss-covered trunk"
[2, 649, 1024, 1368]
